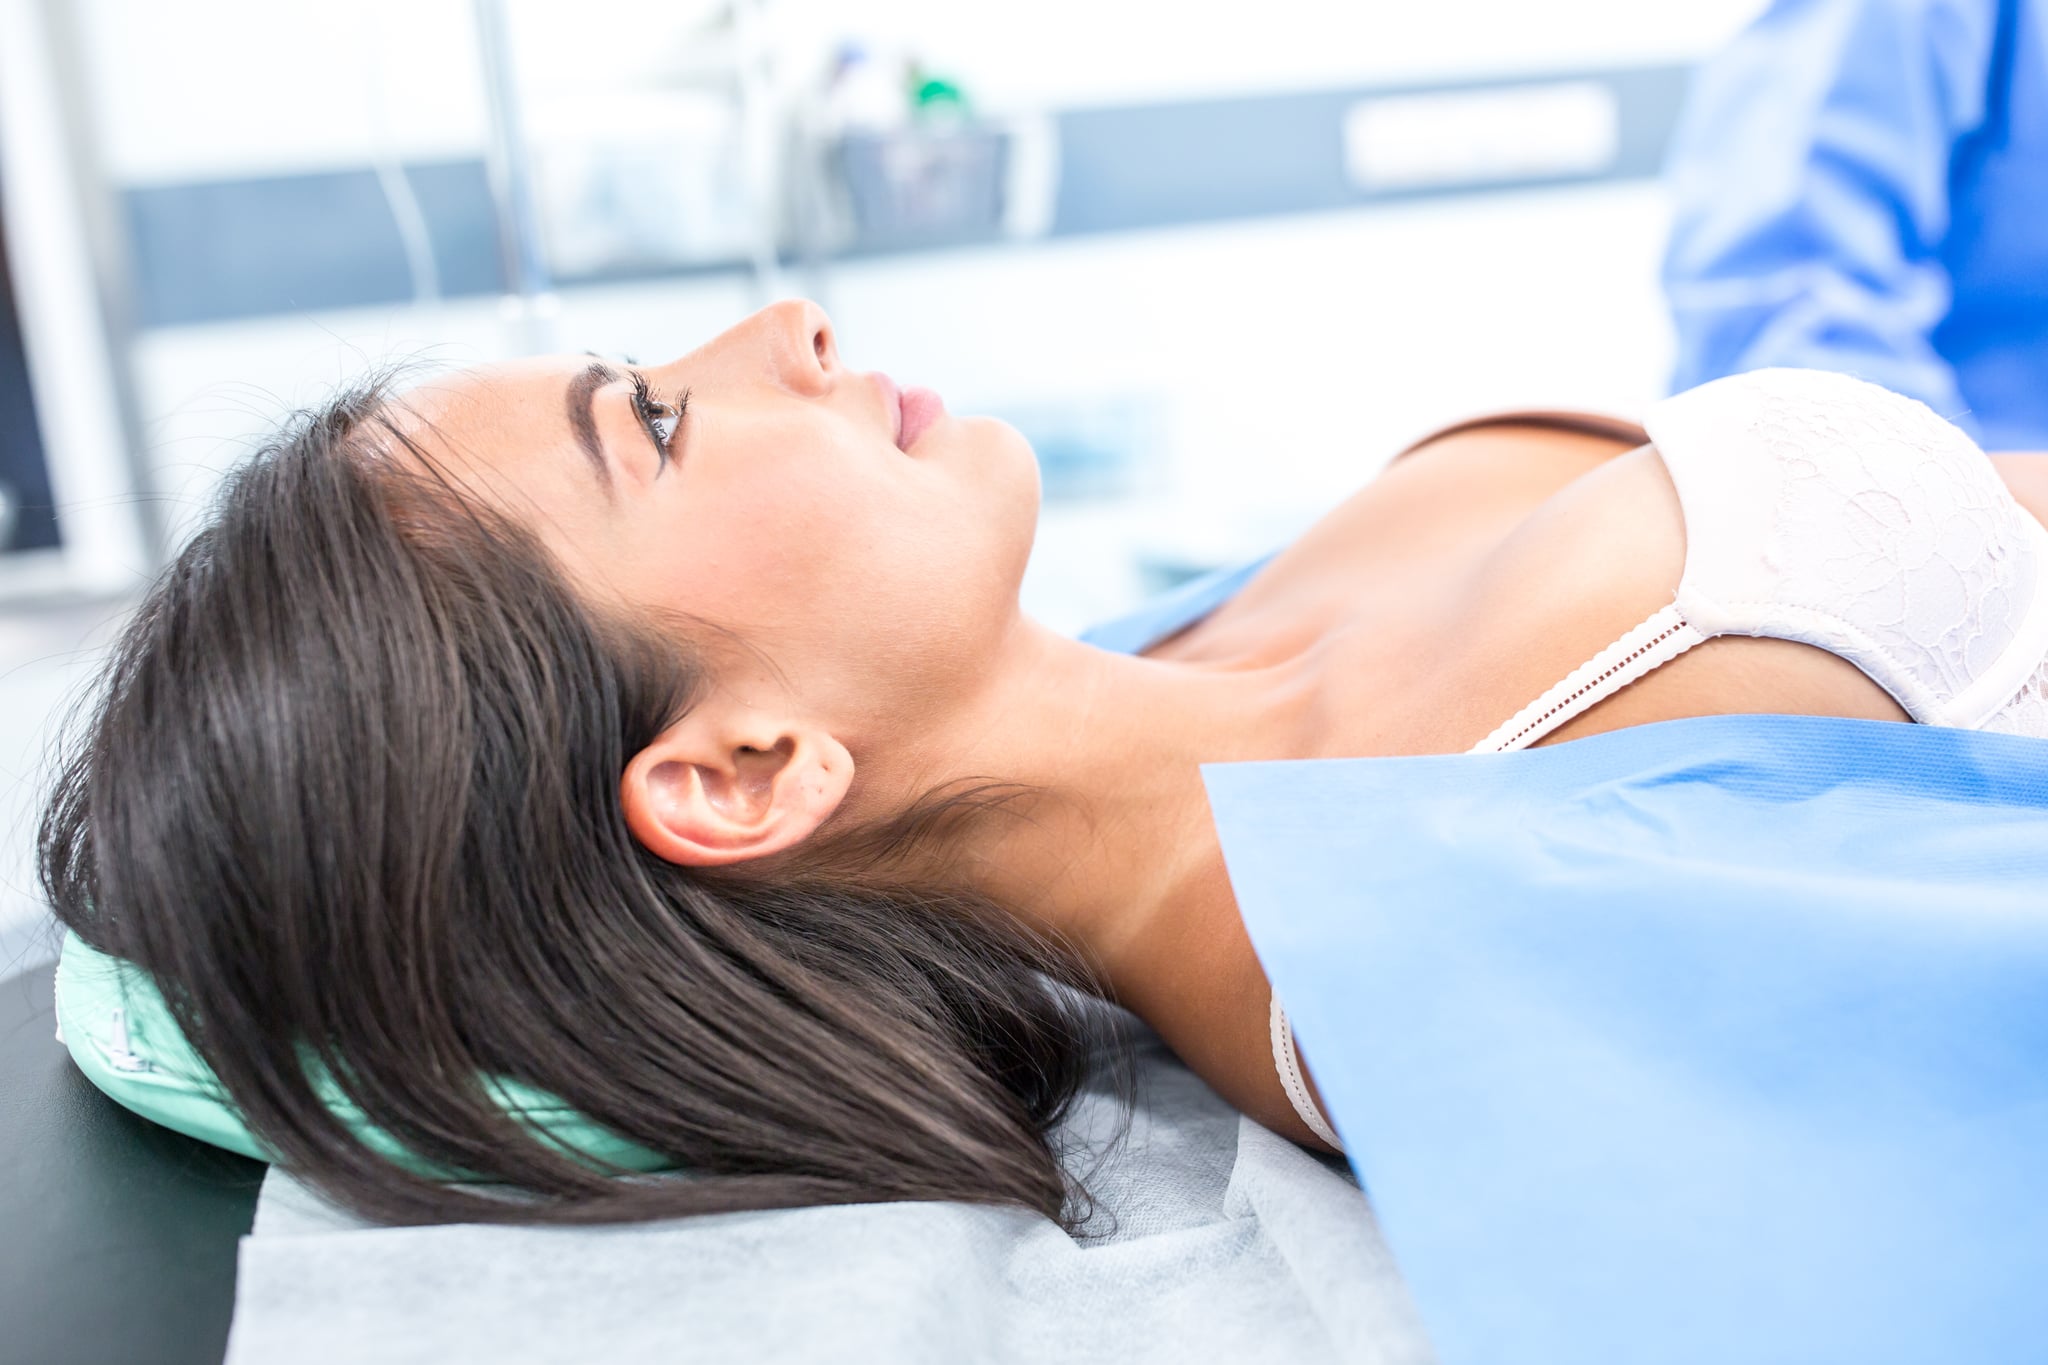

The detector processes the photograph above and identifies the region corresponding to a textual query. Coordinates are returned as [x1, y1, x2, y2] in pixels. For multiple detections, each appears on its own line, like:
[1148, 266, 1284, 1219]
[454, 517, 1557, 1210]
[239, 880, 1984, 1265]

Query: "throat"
[866, 614, 1323, 1128]
[923, 626, 1316, 986]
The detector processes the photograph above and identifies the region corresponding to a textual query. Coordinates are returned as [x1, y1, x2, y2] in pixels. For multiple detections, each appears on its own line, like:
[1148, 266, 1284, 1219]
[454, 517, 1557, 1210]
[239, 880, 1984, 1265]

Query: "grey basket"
[835, 127, 1010, 248]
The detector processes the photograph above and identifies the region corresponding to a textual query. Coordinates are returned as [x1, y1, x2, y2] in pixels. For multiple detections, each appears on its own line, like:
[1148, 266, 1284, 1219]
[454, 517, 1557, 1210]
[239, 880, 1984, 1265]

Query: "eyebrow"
[566, 360, 618, 497]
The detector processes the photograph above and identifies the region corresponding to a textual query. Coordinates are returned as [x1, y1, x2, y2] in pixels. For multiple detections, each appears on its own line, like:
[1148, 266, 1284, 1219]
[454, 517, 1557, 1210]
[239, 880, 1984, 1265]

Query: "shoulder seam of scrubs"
[1269, 993, 1343, 1150]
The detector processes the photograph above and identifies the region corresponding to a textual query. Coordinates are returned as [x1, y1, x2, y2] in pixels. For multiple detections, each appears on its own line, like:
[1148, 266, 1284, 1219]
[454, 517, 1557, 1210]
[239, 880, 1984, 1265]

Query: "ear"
[620, 710, 853, 868]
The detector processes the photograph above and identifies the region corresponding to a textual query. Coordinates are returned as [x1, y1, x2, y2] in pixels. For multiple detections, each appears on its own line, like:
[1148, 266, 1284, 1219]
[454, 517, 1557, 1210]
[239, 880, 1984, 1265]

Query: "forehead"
[396, 355, 578, 433]
[380, 356, 597, 510]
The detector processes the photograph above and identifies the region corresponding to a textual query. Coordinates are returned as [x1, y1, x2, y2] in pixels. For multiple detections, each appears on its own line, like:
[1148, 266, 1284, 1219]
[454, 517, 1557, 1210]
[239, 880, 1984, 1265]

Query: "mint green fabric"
[54, 930, 675, 1176]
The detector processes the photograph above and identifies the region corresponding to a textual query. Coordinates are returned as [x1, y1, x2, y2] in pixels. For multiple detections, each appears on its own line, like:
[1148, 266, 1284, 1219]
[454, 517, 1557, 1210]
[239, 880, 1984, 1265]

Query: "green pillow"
[54, 929, 677, 1178]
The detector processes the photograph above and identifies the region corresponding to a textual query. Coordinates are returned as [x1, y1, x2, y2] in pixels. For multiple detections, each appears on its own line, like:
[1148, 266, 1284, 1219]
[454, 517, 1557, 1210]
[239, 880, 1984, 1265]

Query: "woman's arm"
[1993, 454, 2048, 528]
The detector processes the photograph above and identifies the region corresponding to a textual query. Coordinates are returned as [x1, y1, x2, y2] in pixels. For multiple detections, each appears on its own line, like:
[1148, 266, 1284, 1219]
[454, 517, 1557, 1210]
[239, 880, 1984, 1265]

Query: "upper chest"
[1141, 423, 1648, 746]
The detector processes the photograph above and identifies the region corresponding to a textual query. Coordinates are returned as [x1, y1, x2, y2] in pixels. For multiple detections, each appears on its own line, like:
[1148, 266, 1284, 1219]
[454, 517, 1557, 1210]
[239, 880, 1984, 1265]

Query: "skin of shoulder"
[1991, 453, 2048, 528]
[1447, 444, 1914, 748]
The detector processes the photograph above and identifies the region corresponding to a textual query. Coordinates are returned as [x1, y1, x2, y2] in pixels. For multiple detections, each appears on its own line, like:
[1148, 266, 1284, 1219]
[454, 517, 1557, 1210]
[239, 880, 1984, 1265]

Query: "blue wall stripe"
[1053, 64, 1689, 234]
[124, 65, 1690, 329]
[127, 160, 505, 327]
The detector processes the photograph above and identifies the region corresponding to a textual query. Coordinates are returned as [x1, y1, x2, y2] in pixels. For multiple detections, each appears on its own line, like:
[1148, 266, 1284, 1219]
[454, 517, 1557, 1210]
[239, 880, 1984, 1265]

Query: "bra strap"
[1472, 603, 1707, 754]
[1269, 994, 1344, 1150]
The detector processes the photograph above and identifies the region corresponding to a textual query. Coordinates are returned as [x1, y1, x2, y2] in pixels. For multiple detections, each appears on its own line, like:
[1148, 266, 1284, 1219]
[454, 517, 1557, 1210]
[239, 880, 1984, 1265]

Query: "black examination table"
[1, 962, 263, 1365]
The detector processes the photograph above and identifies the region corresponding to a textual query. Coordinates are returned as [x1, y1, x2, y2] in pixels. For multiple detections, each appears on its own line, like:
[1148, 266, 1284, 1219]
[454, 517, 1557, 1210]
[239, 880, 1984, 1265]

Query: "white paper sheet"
[226, 1024, 1431, 1364]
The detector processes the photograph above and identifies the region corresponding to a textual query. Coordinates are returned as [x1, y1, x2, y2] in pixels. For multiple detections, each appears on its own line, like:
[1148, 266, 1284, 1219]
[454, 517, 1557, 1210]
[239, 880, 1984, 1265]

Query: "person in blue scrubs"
[1662, 0, 2048, 448]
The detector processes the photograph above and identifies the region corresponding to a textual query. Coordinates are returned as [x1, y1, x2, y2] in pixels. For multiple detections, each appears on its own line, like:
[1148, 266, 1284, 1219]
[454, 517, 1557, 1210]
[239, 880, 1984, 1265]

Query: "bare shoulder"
[1992, 454, 2048, 528]
[1150, 423, 1635, 670]
[1421, 445, 1909, 752]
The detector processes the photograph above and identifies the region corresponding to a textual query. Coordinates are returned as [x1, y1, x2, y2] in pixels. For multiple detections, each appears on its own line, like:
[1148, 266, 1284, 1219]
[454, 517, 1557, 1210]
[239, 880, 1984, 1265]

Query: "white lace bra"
[1273, 368, 2048, 1152]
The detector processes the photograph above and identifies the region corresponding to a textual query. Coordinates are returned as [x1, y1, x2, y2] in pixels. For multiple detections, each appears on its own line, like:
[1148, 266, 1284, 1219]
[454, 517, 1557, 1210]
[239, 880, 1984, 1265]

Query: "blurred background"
[0, 0, 1774, 969]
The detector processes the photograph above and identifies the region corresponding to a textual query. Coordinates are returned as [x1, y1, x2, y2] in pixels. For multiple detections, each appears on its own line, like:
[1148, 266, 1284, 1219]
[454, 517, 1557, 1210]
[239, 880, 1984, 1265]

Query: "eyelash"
[628, 370, 688, 466]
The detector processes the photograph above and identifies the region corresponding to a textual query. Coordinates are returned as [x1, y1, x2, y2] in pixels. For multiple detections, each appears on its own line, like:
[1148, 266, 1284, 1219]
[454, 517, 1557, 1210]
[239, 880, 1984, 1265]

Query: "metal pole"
[471, 0, 555, 354]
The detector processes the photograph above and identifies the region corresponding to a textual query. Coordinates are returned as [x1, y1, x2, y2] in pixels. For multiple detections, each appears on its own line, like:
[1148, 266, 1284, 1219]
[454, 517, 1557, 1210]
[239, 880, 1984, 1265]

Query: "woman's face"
[396, 300, 1042, 743]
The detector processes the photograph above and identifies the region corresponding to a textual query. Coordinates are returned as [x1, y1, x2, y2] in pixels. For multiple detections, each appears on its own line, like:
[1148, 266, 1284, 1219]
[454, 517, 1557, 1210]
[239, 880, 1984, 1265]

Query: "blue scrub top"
[1083, 560, 2048, 1364]
[1662, 0, 2048, 449]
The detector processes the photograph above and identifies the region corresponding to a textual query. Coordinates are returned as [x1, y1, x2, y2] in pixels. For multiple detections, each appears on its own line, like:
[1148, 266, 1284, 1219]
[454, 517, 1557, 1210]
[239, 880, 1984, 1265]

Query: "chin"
[967, 414, 1042, 513]
[990, 417, 1044, 539]
[953, 415, 1042, 594]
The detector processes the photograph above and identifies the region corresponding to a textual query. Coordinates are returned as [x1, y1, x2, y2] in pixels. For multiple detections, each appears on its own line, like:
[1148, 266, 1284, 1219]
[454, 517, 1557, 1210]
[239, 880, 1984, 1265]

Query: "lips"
[896, 385, 945, 451]
[874, 370, 944, 452]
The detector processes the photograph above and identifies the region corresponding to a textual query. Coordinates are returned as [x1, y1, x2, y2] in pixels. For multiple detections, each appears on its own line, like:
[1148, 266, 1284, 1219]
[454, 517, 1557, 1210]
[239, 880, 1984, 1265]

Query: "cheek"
[629, 470, 927, 637]
[613, 427, 1034, 698]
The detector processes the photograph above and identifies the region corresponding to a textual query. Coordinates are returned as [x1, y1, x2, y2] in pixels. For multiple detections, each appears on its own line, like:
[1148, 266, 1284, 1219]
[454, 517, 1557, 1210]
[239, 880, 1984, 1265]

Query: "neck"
[851, 611, 1318, 1043]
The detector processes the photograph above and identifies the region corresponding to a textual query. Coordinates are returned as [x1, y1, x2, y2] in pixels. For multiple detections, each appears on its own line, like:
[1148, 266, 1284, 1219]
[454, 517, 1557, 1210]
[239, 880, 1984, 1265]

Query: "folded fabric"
[1206, 714, 2048, 1365]
[226, 1022, 1434, 1365]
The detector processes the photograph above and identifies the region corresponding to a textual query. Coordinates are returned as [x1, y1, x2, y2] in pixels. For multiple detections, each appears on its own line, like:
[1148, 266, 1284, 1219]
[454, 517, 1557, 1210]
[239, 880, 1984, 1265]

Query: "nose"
[757, 297, 839, 397]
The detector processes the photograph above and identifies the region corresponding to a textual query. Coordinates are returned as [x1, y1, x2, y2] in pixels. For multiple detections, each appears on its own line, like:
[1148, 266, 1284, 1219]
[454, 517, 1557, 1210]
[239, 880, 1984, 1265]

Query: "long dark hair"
[38, 381, 1128, 1231]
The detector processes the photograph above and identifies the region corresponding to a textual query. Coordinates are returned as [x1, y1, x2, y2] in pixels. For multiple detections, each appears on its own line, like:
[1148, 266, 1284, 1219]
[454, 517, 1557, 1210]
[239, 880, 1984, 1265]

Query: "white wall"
[80, 0, 491, 183]
[770, 0, 1771, 109]
[75, 0, 1771, 182]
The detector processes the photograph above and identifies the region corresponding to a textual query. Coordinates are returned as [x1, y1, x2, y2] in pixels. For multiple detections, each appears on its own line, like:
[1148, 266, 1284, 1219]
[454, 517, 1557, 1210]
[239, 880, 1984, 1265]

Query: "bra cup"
[1644, 368, 2048, 731]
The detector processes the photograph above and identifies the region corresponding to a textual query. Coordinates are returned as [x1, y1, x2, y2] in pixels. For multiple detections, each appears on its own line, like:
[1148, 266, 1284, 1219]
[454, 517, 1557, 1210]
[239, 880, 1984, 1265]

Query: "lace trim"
[1982, 657, 2048, 738]
[1737, 371, 2045, 724]
[1269, 995, 1343, 1150]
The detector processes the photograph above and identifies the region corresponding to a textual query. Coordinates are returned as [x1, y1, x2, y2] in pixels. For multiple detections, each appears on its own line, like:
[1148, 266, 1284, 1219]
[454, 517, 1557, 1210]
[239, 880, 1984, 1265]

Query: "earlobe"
[620, 718, 852, 868]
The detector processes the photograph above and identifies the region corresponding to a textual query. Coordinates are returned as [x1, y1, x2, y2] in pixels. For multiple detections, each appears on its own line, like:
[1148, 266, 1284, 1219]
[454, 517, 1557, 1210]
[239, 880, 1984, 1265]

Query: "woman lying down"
[41, 300, 2048, 1230]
